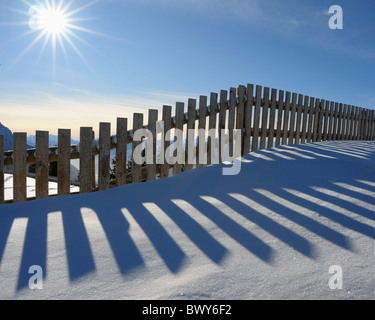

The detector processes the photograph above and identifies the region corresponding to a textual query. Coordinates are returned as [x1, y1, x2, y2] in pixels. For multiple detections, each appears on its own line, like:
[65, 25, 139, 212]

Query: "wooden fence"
[1, 83, 375, 205]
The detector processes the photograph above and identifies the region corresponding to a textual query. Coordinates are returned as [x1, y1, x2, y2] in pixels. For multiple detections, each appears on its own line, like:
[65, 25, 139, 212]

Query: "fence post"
[282, 91, 291, 145]
[295, 94, 303, 144]
[275, 90, 284, 147]
[173, 103, 184, 174]
[147, 110, 158, 181]
[365, 109, 370, 140]
[218, 91, 227, 163]
[317, 99, 325, 142]
[0, 135, 4, 204]
[300, 95, 309, 144]
[132, 114, 143, 183]
[288, 93, 297, 145]
[346, 105, 352, 140]
[260, 87, 270, 150]
[372, 110, 375, 140]
[312, 99, 321, 142]
[267, 89, 277, 149]
[116, 118, 127, 186]
[236, 86, 245, 153]
[331, 102, 338, 141]
[322, 100, 329, 141]
[350, 106, 356, 140]
[337, 104, 343, 140]
[160, 105, 172, 178]
[35, 131, 49, 199]
[228, 88, 236, 158]
[371, 110, 374, 140]
[13, 133, 27, 203]
[343, 105, 349, 140]
[58, 129, 71, 196]
[197, 96, 207, 168]
[327, 101, 334, 141]
[243, 84, 254, 154]
[80, 127, 93, 193]
[92, 131, 96, 190]
[360, 107, 364, 140]
[207, 94, 218, 164]
[252, 85, 262, 151]
[98, 123, 111, 190]
[341, 104, 347, 140]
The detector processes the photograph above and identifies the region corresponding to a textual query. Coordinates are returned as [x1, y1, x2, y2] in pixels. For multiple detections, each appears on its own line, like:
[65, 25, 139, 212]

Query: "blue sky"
[0, 0, 375, 138]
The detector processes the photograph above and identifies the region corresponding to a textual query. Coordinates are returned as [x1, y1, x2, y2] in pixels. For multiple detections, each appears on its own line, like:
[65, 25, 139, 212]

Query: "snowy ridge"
[0, 141, 375, 299]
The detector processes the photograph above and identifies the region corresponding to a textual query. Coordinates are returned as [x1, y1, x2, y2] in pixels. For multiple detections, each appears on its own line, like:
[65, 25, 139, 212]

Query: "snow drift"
[0, 141, 375, 300]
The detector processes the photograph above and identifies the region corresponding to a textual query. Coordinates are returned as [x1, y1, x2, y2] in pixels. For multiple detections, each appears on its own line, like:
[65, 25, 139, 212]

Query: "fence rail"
[1, 83, 375, 205]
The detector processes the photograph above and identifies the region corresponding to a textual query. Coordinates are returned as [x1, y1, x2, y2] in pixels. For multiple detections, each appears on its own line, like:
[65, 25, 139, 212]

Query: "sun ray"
[13, 30, 47, 65]
[64, 28, 97, 51]
[64, 23, 119, 40]
[37, 32, 51, 63]
[0, 21, 31, 27]
[56, 0, 65, 11]
[32, 32, 51, 76]
[61, 0, 74, 14]
[52, 32, 57, 79]
[63, 0, 100, 19]
[61, 31, 99, 79]
[45, 0, 52, 10]
[2, 6, 33, 17]
[57, 32, 71, 67]
[65, 17, 99, 23]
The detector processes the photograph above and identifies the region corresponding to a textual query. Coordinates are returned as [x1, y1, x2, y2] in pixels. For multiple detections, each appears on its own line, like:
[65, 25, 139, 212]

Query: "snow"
[3, 174, 80, 202]
[0, 140, 375, 300]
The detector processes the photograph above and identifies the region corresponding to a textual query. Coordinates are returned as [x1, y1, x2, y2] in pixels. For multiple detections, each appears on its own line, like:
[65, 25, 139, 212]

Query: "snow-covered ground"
[0, 141, 375, 300]
[3, 174, 80, 202]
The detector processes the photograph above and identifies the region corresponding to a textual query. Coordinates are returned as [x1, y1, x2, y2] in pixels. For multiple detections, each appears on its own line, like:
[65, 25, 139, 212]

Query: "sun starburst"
[7, 0, 109, 77]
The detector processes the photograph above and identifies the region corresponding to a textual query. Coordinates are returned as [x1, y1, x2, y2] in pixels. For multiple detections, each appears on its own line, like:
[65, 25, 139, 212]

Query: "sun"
[37, 7, 67, 35]
[8, 0, 109, 76]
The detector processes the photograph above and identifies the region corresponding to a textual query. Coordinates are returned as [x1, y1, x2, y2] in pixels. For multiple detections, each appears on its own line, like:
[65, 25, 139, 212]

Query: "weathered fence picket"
[57, 129, 71, 196]
[243, 84, 253, 153]
[218, 91, 227, 163]
[260, 87, 270, 150]
[300, 95, 309, 144]
[268, 89, 277, 149]
[252, 85, 262, 151]
[35, 131, 49, 199]
[282, 91, 291, 146]
[173, 103, 184, 174]
[13, 133, 27, 203]
[288, 93, 297, 145]
[98, 123, 111, 190]
[161, 105, 172, 178]
[80, 127, 93, 194]
[186, 99, 196, 170]
[147, 110, 158, 181]
[275, 90, 284, 147]
[197, 96, 207, 168]
[116, 118, 128, 186]
[0, 135, 4, 204]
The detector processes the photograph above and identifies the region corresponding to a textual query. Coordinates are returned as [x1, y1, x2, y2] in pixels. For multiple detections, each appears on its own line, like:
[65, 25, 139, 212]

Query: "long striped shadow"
[126, 203, 186, 273]
[61, 208, 95, 281]
[192, 196, 274, 262]
[93, 207, 144, 275]
[252, 188, 351, 250]
[156, 200, 228, 264]
[281, 187, 375, 241]
[220, 193, 315, 258]
[16, 212, 47, 290]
